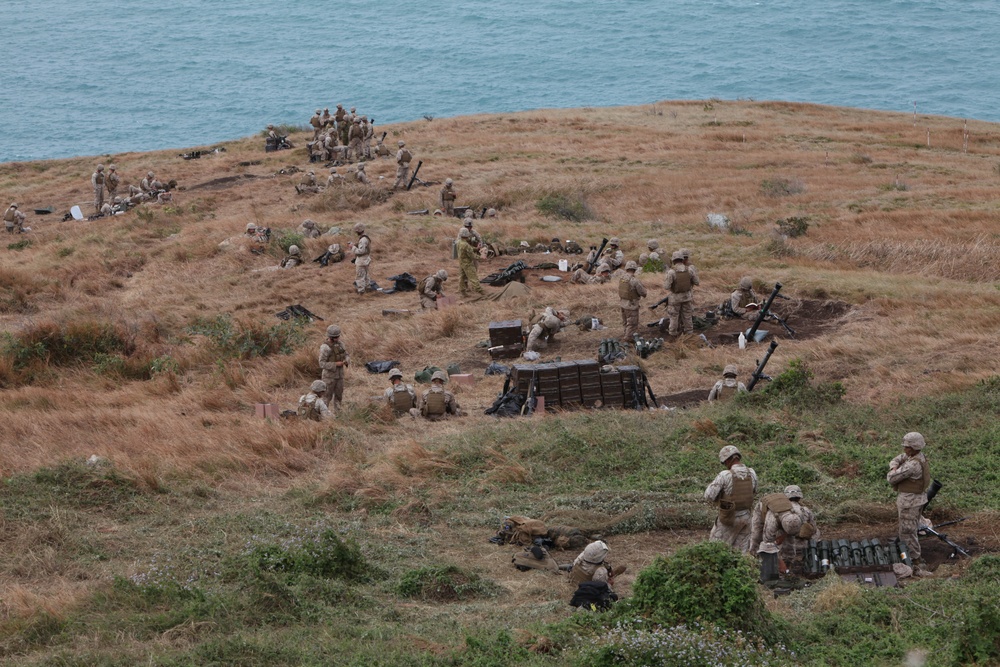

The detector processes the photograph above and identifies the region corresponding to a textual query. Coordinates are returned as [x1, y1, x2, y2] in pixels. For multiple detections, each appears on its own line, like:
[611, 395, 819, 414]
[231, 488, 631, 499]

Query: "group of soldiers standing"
[89, 163, 172, 215]
[705, 432, 934, 576]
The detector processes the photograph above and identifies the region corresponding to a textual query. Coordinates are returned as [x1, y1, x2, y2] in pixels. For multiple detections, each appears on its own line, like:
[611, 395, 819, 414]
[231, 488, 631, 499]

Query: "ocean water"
[3, 0, 999, 163]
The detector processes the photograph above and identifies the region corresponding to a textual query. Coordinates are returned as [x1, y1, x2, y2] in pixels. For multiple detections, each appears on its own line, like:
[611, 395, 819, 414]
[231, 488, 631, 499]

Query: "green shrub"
[396, 565, 502, 602]
[628, 541, 770, 633]
[742, 359, 844, 409]
[2, 461, 144, 513]
[187, 315, 305, 359]
[275, 229, 305, 253]
[954, 555, 1000, 664]
[642, 257, 665, 273]
[536, 192, 594, 222]
[239, 528, 370, 583]
[7, 239, 32, 251]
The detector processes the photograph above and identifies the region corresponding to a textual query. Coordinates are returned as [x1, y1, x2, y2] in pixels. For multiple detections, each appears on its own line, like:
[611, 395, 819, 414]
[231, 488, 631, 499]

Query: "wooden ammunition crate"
[489, 320, 522, 346]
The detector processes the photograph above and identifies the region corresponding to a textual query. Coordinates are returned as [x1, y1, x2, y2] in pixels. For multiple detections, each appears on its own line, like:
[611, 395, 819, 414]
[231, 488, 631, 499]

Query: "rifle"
[521, 374, 538, 416]
[763, 312, 796, 338]
[480, 207, 488, 219]
[649, 295, 670, 311]
[919, 524, 971, 558]
[406, 160, 423, 190]
[929, 517, 968, 530]
[380, 131, 387, 143]
[746, 282, 784, 343]
[584, 238, 609, 274]
[746, 340, 778, 391]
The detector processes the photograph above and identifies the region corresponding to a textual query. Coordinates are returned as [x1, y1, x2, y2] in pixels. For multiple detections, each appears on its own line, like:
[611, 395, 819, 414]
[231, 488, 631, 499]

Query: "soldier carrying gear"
[318, 325, 349, 410]
[662, 250, 699, 336]
[604, 237, 624, 269]
[4, 203, 26, 233]
[704, 445, 758, 552]
[618, 260, 646, 341]
[440, 178, 457, 216]
[394, 141, 413, 189]
[420, 269, 449, 309]
[298, 379, 333, 421]
[419, 370, 461, 419]
[708, 364, 748, 402]
[888, 432, 931, 568]
[384, 368, 418, 416]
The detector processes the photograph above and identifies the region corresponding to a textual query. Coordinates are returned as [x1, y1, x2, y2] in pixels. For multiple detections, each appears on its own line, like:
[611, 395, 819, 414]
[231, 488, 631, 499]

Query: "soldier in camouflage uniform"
[350, 223, 372, 294]
[4, 203, 26, 233]
[280, 245, 302, 269]
[526, 308, 568, 352]
[298, 380, 333, 421]
[91, 164, 106, 212]
[419, 371, 461, 420]
[299, 219, 321, 238]
[440, 179, 457, 216]
[420, 269, 448, 310]
[728, 277, 759, 319]
[568, 541, 625, 590]
[318, 325, 350, 410]
[309, 109, 323, 139]
[777, 485, 820, 560]
[749, 489, 814, 556]
[457, 228, 483, 297]
[393, 141, 412, 189]
[570, 263, 611, 285]
[383, 368, 417, 416]
[887, 432, 931, 568]
[704, 445, 758, 552]
[662, 251, 698, 336]
[296, 170, 322, 194]
[618, 261, 646, 341]
[348, 119, 364, 162]
[708, 365, 748, 402]
[106, 164, 120, 200]
[604, 238, 624, 270]
[638, 239, 661, 267]
[459, 214, 481, 248]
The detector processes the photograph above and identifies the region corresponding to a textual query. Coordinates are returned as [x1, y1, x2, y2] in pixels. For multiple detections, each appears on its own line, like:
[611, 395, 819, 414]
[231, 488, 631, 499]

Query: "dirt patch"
[708, 298, 852, 346]
[659, 388, 709, 409]
[186, 174, 264, 191]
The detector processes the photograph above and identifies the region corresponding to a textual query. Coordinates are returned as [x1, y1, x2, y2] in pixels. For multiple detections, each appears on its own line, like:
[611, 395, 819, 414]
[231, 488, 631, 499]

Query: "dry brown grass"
[2, 99, 1000, 482]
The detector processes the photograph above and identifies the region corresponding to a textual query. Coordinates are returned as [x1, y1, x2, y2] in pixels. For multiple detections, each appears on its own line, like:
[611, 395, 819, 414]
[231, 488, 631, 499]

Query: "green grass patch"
[187, 314, 306, 359]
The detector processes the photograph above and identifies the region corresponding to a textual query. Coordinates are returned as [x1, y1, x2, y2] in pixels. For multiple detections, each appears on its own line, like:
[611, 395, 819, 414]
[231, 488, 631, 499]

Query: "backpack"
[569, 581, 618, 611]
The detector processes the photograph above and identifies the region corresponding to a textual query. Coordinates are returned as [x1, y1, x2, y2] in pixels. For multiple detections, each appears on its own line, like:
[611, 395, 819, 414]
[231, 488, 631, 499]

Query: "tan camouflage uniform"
[663, 253, 699, 335]
[106, 166, 120, 200]
[570, 265, 611, 285]
[4, 205, 26, 233]
[730, 277, 758, 319]
[457, 233, 483, 296]
[887, 432, 930, 562]
[618, 263, 646, 341]
[440, 181, 456, 216]
[526, 307, 565, 352]
[383, 372, 417, 415]
[298, 387, 333, 422]
[92, 166, 106, 211]
[393, 142, 412, 189]
[704, 452, 758, 552]
[419, 374, 461, 420]
[351, 227, 372, 294]
[708, 367, 748, 402]
[318, 329, 349, 410]
[420, 270, 447, 310]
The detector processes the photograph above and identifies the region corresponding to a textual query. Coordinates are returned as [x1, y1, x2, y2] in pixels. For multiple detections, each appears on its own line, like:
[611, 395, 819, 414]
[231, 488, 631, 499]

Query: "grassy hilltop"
[1, 100, 1000, 665]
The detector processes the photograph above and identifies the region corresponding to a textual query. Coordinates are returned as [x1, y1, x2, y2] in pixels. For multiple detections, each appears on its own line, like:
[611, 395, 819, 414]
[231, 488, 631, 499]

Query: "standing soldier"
[457, 228, 484, 297]
[106, 164, 120, 201]
[309, 109, 323, 139]
[349, 222, 372, 294]
[681, 248, 699, 283]
[618, 261, 646, 341]
[708, 365, 748, 402]
[334, 104, 346, 126]
[420, 269, 448, 310]
[318, 325, 350, 412]
[298, 380, 333, 421]
[419, 371, 462, 420]
[663, 250, 698, 336]
[320, 107, 333, 129]
[383, 368, 417, 416]
[348, 119, 364, 162]
[91, 164, 106, 212]
[4, 203, 26, 233]
[393, 141, 412, 189]
[704, 445, 758, 552]
[440, 178, 457, 217]
[887, 432, 931, 572]
[361, 116, 374, 159]
[339, 116, 351, 147]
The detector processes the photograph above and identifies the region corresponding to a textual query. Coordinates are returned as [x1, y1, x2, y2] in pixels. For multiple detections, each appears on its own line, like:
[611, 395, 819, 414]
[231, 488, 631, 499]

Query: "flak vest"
[618, 277, 639, 301]
[760, 492, 793, 517]
[391, 386, 414, 414]
[297, 395, 322, 421]
[670, 269, 692, 293]
[717, 383, 738, 400]
[399, 149, 412, 164]
[894, 456, 930, 494]
[722, 475, 754, 512]
[424, 390, 446, 416]
[736, 290, 755, 308]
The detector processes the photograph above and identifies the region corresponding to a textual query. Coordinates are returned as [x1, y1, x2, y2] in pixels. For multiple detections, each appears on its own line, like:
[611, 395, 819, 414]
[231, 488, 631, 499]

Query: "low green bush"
[187, 315, 305, 359]
[536, 192, 594, 222]
[396, 565, 502, 602]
